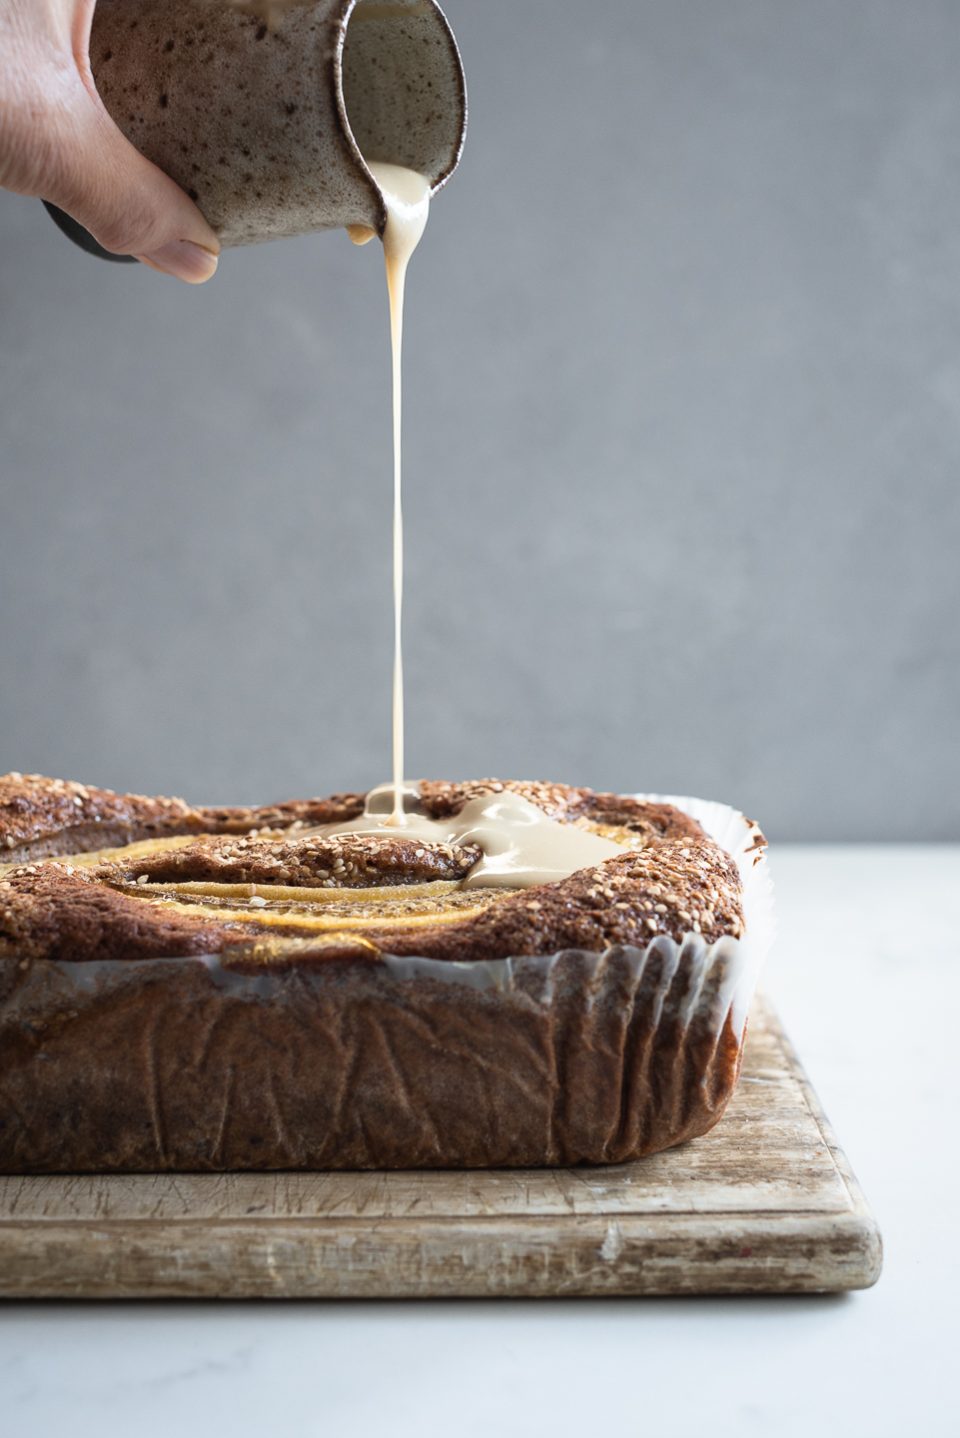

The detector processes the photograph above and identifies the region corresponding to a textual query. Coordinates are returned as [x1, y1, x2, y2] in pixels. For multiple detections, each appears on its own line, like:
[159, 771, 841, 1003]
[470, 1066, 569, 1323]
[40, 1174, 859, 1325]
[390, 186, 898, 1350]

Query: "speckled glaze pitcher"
[48, 0, 466, 257]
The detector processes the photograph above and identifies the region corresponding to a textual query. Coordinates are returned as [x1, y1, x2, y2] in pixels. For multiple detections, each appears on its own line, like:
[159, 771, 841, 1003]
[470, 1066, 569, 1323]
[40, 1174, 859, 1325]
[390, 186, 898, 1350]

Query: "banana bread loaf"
[0, 772, 756, 1172]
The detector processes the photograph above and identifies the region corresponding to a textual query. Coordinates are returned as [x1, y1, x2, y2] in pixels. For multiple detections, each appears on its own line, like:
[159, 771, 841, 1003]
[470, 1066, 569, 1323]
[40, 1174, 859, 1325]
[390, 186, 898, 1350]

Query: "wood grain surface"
[0, 998, 881, 1299]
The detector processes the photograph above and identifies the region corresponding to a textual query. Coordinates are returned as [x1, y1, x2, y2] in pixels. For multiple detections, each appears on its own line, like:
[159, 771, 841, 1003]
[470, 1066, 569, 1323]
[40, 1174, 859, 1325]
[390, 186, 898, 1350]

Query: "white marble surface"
[1, 845, 957, 1437]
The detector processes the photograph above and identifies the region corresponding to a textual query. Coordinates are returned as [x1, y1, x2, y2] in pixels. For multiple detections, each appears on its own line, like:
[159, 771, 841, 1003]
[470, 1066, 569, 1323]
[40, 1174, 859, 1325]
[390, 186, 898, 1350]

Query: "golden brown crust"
[0, 772, 364, 864]
[0, 865, 234, 963]
[0, 774, 744, 967]
[417, 778, 586, 820]
[0, 773, 199, 862]
[95, 832, 482, 889]
[372, 840, 744, 961]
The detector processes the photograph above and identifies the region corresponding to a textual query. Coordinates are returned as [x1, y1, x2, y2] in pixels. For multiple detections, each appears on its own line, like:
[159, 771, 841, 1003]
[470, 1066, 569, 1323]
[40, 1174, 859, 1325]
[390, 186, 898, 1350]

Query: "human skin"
[0, 0, 220, 282]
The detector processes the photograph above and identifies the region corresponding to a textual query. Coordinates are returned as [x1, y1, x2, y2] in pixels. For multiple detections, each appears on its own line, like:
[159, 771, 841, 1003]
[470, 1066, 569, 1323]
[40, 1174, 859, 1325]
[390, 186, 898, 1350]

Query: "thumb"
[47, 89, 220, 284]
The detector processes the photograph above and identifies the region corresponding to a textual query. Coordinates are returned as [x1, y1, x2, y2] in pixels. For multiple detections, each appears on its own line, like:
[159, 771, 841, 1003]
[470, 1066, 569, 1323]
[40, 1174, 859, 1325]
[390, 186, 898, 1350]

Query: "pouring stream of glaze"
[350, 161, 431, 827]
[345, 168, 622, 886]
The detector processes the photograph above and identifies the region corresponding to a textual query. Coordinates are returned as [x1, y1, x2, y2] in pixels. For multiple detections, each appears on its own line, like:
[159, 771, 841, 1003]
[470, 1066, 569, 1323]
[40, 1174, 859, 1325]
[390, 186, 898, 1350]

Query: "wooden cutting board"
[0, 998, 880, 1299]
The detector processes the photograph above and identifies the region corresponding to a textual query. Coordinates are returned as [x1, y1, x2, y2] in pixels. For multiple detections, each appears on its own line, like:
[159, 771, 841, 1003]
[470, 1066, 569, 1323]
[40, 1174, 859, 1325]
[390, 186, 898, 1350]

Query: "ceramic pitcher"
[48, 0, 466, 258]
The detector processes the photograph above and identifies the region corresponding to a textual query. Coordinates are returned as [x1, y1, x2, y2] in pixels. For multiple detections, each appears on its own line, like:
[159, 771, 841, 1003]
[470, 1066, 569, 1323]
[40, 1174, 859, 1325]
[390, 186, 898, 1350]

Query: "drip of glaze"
[319, 784, 624, 890]
[350, 163, 431, 827]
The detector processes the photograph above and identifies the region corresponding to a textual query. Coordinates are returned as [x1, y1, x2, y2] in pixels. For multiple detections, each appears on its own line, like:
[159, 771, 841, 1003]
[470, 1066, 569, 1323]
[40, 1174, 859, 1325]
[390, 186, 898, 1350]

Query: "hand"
[0, 0, 219, 282]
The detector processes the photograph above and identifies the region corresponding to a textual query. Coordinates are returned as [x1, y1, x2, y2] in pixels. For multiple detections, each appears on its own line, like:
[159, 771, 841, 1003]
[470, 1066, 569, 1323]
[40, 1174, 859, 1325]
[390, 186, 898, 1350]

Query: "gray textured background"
[1, 0, 958, 839]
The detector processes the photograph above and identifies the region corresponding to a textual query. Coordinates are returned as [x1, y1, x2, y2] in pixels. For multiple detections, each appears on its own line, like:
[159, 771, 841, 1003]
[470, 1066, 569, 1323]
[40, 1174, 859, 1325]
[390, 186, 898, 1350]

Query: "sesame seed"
[248, 895, 268, 908]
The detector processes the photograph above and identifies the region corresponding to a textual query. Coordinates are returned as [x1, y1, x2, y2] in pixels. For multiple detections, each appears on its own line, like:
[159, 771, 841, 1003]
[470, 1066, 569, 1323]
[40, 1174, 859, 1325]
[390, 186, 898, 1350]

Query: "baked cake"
[0, 772, 757, 1172]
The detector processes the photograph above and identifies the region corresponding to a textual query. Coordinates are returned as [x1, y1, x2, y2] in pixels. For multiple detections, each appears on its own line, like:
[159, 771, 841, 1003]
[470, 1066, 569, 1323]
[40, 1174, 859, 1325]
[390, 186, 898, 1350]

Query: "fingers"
[44, 85, 220, 282]
[0, 1, 220, 283]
